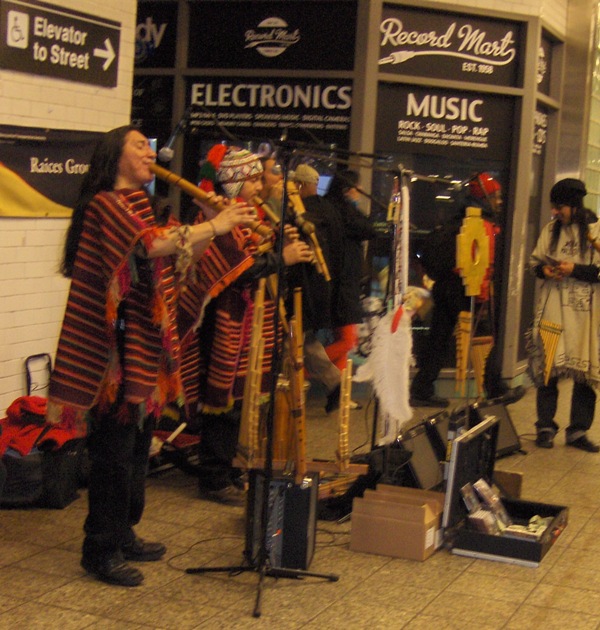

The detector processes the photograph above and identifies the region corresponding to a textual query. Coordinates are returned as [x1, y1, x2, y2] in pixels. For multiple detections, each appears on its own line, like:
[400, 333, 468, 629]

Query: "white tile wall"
[0, 0, 136, 415]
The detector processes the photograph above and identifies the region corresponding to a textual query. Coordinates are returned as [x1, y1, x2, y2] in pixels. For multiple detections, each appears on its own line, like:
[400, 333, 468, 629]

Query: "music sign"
[0, 0, 120, 87]
[375, 83, 515, 160]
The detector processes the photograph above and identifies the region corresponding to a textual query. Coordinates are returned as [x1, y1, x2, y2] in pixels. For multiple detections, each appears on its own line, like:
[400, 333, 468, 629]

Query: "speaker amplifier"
[245, 470, 318, 570]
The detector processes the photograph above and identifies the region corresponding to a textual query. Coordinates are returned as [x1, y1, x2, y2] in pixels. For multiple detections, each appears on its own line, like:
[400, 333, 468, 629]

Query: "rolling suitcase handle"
[25, 353, 52, 396]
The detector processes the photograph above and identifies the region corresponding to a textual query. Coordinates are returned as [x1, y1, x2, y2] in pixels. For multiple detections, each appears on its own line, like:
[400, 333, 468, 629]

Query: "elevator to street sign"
[0, 0, 120, 87]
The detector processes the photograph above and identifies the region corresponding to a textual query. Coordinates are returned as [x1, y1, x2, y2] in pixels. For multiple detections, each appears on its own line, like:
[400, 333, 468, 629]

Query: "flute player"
[46, 126, 255, 587]
[182, 145, 312, 506]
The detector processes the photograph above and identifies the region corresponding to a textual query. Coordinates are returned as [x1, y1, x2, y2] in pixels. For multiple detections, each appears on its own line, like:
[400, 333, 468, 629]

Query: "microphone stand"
[185, 140, 338, 619]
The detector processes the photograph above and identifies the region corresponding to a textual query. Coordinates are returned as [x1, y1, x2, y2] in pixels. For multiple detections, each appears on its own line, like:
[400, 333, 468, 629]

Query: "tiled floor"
[2, 379, 600, 629]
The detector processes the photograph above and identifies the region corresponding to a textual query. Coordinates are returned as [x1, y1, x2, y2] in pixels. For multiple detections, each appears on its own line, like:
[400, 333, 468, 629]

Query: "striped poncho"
[179, 219, 279, 415]
[47, 189, 184, 436]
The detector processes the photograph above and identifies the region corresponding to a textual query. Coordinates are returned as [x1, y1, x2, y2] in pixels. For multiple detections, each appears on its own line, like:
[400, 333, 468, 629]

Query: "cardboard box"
[350, 486, 444, 561]
[376, 483, 445, 505]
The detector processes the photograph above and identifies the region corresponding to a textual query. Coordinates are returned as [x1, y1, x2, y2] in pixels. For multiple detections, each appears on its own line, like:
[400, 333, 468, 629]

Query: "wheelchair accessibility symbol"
[7, 10, 29, 49]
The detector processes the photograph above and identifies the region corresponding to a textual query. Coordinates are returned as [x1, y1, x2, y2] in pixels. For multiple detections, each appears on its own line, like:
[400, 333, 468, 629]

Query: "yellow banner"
[0, 163, 72, 218]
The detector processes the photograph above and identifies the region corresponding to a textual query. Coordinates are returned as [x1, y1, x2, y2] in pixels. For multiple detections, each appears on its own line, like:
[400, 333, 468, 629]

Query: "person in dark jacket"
[291, 164, 347, 413]
[324, 170, 377, 372]
[410, 172, 524, 407]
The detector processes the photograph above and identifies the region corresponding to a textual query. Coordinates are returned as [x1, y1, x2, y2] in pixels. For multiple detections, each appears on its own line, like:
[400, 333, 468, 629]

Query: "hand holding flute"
[253, 188, 331, 280]
[149, 162, 273, 241]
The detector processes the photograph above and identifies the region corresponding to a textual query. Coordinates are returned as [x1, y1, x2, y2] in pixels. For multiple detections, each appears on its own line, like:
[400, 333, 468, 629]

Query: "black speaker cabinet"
[245, 470, 318, 570]
[424, 410, 451, 461]
[399, 422, 444, 490]
[469, 400, 522, 458]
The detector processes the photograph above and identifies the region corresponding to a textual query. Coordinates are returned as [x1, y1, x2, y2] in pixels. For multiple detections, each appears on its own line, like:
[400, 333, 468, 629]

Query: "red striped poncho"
[179, 219, 279, 415]
[46, 189, 185, 436]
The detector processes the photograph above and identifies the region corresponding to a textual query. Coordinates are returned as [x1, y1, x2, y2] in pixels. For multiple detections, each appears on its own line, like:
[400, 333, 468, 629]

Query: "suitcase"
[1, 422, 86, 509]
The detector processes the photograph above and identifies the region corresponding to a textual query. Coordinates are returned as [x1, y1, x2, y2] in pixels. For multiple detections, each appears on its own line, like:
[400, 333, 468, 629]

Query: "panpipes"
[237, 278, 267, 467]
[237, 286, 309, 482]
[337, 359, 352, 472]
[235, 286, 369, 493]
[539, 319, 563, 385]
[455, 310, 472, 396]
[470, 336, 494, 397]
[288, 288, 308, 483]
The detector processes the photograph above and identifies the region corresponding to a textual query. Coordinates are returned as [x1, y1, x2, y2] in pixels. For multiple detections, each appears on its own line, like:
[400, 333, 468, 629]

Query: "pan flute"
[455, 310, 472, 396]
[470, 336, 494, 398]
[539, 319, 563, 385]
[237, 278, 267, 467]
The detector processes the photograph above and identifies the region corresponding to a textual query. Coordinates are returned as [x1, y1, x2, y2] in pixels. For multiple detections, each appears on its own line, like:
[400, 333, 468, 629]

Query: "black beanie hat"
[550, 178, 587, 206]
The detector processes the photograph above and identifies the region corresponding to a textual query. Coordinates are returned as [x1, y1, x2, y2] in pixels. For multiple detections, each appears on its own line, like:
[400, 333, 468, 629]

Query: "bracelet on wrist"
[208, 220, 217, 239]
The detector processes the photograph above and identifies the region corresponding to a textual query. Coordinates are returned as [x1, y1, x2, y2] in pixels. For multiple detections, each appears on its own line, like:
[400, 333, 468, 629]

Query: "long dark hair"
[60, 125, 136, 277]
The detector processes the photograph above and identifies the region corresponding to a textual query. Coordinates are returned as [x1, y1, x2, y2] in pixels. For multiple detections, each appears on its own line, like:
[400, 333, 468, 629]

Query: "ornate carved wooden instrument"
[337, 359, 353, 472]
[237, 278, 267, 467]
[288, 288, 308, 483]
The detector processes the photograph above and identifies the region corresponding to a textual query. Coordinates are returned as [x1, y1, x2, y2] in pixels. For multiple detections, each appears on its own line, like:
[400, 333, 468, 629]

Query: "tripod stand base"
[186, 563, 339, 582]
[185, 562, 339, 618]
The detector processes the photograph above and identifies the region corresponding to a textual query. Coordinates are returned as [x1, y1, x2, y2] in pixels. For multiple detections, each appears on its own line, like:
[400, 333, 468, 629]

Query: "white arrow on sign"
[93, 38, 115, 71]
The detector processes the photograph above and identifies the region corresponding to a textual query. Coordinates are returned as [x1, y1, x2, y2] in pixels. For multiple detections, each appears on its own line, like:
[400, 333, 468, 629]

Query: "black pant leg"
[567, 381, 597, 440]
[197, 406, 241, 490]
[535, 377, 559, 436]
[83, 410, 153, 560]
[410, 280, 463, 400]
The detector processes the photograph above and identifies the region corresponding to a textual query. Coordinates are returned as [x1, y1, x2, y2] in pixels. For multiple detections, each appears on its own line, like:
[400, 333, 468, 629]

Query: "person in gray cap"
[290, 163, 347, 413]
[528, 178, 600, 452]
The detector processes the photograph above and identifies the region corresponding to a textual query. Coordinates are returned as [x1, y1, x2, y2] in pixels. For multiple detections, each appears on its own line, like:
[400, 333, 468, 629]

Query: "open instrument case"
[443, 415, 568, 567]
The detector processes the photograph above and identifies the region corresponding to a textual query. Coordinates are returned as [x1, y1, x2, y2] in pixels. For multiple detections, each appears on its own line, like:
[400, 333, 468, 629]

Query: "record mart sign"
[379, 4, 524, 88]
[0, 0, 120, 87]
[375, 83, 515, 160]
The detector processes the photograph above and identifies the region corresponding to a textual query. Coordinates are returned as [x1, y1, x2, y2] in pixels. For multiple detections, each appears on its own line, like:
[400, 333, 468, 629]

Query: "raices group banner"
[0, 125, 101, 217]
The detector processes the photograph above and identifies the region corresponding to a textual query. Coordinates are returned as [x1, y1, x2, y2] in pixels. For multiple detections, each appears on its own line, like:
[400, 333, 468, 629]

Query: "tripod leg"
[252, 565, 267, 618]
[186, 565, 250, 575]
[266, 567, 339, 581]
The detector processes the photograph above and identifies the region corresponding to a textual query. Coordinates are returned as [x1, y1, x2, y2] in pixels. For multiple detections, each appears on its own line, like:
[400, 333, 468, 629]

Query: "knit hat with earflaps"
[217, 147, 263, 199]
[198, 145, 263, 199]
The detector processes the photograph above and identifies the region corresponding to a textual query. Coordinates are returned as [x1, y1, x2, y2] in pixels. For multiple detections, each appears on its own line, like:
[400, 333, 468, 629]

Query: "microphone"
[158, 107, 191, 162]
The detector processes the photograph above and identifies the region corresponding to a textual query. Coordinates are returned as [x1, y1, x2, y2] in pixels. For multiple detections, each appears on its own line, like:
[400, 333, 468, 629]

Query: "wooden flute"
[253, 185, 331, 281]
[149, 162, 274, 240]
